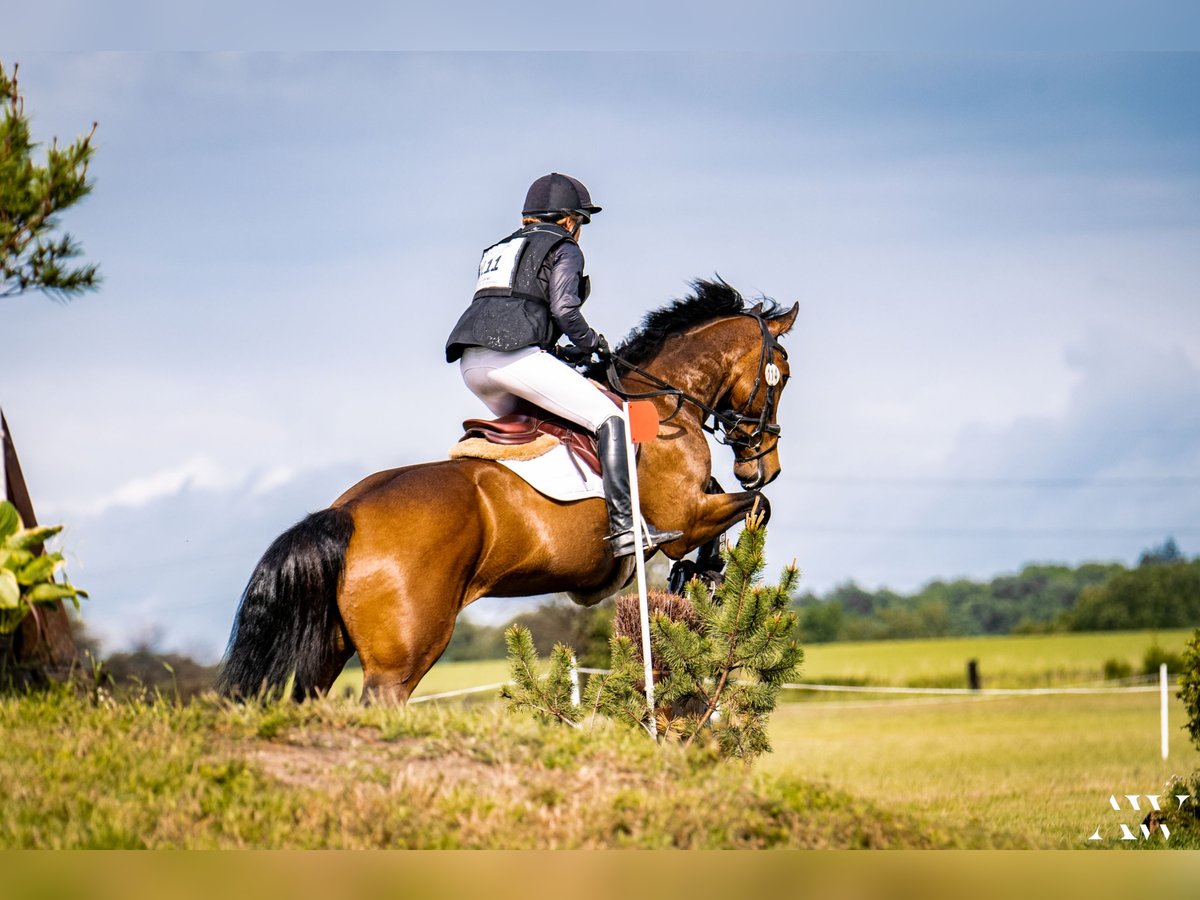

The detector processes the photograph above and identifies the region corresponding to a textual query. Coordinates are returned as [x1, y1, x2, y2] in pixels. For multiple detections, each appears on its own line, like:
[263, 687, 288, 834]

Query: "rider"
[446, 172, 683, 558]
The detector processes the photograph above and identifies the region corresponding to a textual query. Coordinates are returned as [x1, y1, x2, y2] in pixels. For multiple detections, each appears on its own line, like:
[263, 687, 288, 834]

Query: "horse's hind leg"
[339, 554, 466, 706]
[359, 617, 456, 705]
[334, 462, 489, 705]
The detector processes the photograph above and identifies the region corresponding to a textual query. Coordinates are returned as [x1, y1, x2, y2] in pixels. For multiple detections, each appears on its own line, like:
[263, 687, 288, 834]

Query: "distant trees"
[1, 60, 99, 300]
[792, 562, 1124, 643]
[448, 540, 1198, 661]
[789, 552, 1200, 643]
[443, 599, 614, 666]
[1066, 559, 1200, 631]
[1139, 537, 1184, 567]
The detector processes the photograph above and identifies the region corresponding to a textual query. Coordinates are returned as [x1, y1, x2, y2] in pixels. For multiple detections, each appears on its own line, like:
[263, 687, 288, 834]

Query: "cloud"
[61, 457, 238, 516]
[57, 461, 362, 661]
[773, 329, 1200, 591]
[4, 52, 1198, 649]
[5, 3, 1200, 51]
[947, 330, 1200, 479]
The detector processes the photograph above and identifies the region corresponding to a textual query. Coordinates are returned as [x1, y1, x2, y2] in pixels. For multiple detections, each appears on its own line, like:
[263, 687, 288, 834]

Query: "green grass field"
[763, 692, 1200, 847]
[331, 628, 1196, 698]
[3, 628, 1196, 848]
[327, 628, 1200, 847]
[793, 629, 1196, 689]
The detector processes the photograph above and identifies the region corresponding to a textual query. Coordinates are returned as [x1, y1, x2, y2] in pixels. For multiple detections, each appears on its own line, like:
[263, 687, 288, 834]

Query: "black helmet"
[522, 173, 602, 224]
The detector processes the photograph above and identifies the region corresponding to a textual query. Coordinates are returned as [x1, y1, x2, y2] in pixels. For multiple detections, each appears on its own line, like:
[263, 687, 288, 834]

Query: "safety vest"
[472, 223, 571, 303]
[445, 224, 575, 362]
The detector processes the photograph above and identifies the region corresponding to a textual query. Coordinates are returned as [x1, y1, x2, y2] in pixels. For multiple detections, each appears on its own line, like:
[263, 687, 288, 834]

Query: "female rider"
[445, 172, 682, 558]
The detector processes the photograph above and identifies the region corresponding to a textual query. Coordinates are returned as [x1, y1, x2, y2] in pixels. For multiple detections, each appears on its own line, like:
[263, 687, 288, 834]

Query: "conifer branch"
[1, 59, 100, 301]
[504, 505, 802, 761]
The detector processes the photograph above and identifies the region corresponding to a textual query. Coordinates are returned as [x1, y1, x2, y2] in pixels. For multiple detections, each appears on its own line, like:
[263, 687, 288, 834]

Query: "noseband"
[604, 310, 788, 463]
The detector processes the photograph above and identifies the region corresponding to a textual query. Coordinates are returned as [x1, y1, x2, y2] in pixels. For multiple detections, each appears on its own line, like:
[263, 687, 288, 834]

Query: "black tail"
[217, 507, 355, 700]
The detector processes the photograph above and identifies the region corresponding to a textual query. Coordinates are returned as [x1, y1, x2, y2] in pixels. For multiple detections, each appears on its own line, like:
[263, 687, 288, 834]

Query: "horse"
[217, 280, 798, 704]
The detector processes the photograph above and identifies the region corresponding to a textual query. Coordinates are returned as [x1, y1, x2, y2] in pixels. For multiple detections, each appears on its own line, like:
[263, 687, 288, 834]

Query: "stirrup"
[607, 522, 684, 558]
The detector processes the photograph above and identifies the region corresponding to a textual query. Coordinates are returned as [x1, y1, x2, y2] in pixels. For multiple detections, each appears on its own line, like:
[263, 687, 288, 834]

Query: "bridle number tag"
[764, 363, 781, 387]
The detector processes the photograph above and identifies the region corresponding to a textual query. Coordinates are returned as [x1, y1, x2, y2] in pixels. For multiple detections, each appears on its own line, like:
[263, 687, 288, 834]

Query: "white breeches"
[459, 346, 618, 433]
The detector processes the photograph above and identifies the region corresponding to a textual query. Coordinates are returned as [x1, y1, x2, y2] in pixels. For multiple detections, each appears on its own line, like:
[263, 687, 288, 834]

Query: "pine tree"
[499, 626, 582, 728]
[1, 60, 99, 300]
[656, 506, 803, 758]
[1181, 629, 1200, 753]
[502, 507, 803, 761]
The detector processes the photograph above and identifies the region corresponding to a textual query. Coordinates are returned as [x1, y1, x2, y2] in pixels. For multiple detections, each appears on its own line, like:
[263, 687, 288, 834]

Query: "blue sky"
[2, 52, 1198, 658]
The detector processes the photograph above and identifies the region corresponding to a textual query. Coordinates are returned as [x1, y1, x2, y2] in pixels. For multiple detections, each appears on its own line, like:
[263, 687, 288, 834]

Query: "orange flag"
[628, 401, 659, 443]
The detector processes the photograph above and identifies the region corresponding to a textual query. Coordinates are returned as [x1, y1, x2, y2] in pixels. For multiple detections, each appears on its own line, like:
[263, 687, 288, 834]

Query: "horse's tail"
[216, 506, 355, 700]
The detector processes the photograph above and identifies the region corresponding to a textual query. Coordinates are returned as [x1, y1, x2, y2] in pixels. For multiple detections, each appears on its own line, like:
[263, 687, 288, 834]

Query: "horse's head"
[604, 280, 800, 493]
[720, 302, 798, 490]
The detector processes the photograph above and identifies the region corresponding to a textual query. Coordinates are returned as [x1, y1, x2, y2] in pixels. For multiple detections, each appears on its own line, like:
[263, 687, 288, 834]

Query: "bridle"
[604, 309, 789, 463]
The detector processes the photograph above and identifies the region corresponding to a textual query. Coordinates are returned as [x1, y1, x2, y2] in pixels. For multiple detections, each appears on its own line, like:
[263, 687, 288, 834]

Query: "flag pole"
[623, 401, 657, 739]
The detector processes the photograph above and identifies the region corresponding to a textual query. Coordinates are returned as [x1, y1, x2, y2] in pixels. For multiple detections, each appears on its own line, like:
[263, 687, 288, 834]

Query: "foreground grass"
[0, 689, 956, 849]
[763, 691, 1200, 848]
[320, 630, 1200, 849]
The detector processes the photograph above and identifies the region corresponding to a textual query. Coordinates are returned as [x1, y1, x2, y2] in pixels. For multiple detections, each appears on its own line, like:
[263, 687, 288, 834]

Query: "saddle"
[452, 388, 624, 476]
[459, 413, 602, 475]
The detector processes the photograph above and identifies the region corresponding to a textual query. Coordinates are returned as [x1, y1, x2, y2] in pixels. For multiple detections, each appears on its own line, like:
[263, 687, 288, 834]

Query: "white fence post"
[624, 402, 657, 739]
[1161, 663, 1169, 761]
[569, 653, 581, 707]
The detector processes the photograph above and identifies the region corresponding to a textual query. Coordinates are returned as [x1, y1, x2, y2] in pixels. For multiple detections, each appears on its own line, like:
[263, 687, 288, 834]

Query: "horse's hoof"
[668, 560, 698, 595]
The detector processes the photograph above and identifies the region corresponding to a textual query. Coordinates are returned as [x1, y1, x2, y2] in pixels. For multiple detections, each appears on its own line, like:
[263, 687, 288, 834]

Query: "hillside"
[0, 690, 955, 849]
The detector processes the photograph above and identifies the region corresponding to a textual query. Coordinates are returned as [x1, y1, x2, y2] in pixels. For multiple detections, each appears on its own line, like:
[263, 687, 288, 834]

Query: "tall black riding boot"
[596, 415, 683, 558]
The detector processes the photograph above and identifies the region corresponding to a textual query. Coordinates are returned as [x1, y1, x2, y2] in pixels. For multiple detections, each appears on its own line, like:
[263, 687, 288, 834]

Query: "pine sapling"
[499, 624, 581, 728]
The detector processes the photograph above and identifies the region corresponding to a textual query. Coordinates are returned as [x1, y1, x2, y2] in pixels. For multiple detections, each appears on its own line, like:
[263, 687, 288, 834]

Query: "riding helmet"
[523, 173, 602, 223]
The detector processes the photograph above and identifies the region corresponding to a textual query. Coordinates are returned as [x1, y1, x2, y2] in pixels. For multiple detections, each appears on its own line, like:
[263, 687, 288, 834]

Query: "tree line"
[441, 539, 1199, 660]
[794, 538, 1199, 643]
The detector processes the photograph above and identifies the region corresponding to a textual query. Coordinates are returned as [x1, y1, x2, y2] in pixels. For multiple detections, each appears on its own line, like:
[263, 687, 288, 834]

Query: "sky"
[1, 50, 1198, 660]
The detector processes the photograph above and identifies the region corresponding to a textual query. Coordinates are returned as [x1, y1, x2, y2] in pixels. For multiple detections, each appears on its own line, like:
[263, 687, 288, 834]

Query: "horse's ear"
[768, 302, 800, 336]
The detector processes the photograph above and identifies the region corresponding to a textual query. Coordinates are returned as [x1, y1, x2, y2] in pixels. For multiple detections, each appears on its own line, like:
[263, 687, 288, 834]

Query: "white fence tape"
[773, 683, 1159, 696]
[407, 681, 509, 704]
[414, 669, 1162, 703]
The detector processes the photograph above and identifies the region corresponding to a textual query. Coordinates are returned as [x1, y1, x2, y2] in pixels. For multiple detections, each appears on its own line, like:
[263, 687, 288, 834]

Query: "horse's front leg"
[661, 488, 765, 559]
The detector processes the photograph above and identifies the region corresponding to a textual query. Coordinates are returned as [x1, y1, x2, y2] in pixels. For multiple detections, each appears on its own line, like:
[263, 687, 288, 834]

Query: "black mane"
[592, 278, 785, 375]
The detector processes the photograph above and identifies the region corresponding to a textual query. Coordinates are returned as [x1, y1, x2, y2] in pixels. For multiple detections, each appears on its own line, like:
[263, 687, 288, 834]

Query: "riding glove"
[555, 343, 594, 365]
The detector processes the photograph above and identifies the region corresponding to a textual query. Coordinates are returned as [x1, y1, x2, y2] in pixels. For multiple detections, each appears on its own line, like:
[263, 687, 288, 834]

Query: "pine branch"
[1, 60, 100, 301]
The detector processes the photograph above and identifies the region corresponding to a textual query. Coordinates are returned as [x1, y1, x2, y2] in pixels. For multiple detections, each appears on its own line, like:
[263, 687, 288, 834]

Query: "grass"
[0, 689, 945, 849]
[761, 691, 1200, 848]
[330, 628, 1196, 698]
[795, 629, 1196, 689]
[4, 628, 1197, 849]
[331, 658, 510, 700]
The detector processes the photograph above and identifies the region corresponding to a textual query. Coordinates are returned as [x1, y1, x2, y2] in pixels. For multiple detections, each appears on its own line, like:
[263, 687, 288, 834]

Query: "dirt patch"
[250, 734, 522, 795]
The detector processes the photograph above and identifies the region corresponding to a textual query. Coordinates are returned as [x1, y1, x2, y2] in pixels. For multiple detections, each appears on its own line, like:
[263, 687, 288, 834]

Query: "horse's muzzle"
[737, 459, 781, 491]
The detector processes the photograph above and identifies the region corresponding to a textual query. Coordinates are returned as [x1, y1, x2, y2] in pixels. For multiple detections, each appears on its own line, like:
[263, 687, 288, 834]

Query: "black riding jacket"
[445, 224, 600, 363]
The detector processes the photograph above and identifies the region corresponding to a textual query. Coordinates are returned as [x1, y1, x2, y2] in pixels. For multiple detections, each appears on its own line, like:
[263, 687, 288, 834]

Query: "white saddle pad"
[494, 441, 605, 502]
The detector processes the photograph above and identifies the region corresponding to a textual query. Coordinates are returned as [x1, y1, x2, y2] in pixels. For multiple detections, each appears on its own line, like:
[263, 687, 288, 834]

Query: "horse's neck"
[642, 324, 742, 415]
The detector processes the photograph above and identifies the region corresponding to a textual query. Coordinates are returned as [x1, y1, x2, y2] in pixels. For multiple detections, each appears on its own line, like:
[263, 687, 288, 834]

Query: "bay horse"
[217, 280, 798, 703]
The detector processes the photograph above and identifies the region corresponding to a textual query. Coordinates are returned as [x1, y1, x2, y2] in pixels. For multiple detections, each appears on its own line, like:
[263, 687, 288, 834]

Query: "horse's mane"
[589, 278, 785, 376]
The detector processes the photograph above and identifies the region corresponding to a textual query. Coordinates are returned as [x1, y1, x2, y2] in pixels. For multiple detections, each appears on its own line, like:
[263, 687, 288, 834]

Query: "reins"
[602, 309, 788, 463]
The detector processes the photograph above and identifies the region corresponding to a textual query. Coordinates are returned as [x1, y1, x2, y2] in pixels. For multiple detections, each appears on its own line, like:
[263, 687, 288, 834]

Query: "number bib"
[475, 237, 527, 293]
